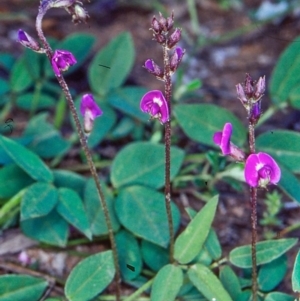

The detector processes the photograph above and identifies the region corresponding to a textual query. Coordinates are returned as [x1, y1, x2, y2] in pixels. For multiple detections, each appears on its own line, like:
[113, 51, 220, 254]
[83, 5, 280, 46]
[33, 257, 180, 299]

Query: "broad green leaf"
[24, 48, 42, 80]
[115, 230, 142, 281]
[258, 254, 287, 292]
[220, 266, 242, 300]
[141, 240, 169, 272]
[0, 53, 15, 71]
[111, 142, 185, 189]
[84, 179, 120, 236]
[10, 55, 33, 93]
[88, 32, 135, 95]
[115, 185, 180, 248]
[289, 85, 300, 109]
[188, 263, 233, 301]
[107, 86, 149, 122]
[0, 164, 34, 198]
[174, 196, 218, 264]
[53, 170, 86, 197]
[24, 113, 71, 159]
[264, 292, 294, 301]
[229, 238, 298, 268]
[270, 36, 300, 104]
[277, 164, 300, 203]
[205, 229, 222, 260]
[57, 188, 92, 240]
[0, 78, 9, 95]
[16, 93, 55, 110]
[111, 117, 135, 138]
[21, 210, 68, 247]
[256, 130, 300, 173]
[0, 135, 53, 182]
[21, 183, 58, 221]
[292, 250, 300, 292]
[0, 274, 47, 301]
[65, 251, 115, 301]
[174, 104, 246, 147]
[46, 33, 95, 77]
[151, 264, 183, 301]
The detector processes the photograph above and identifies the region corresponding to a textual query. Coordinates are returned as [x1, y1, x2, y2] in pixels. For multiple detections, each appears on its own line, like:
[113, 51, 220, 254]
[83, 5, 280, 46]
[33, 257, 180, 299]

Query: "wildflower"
[144, 59, 163, 79]
[17, 29, 43, 53]
[213, 123, 245, 161]
[140, 90, 169, 123]
[51, 49, 77, 76]
[80, 94, 103, 135]
[170, 47, 185, 72]
[244, 152, 281, 188]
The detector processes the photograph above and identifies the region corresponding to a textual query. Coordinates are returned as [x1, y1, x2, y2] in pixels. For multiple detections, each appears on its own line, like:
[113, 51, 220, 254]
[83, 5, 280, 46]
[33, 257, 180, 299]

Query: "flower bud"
[244, 73, 254, 97]
[153, 33, 166, 44]
[166, 12, 174, 31]
[249, 101, 261, 124]
[254, 76, 265, 99]
[17, 29, 43, 53]
[236, 83, 248, 105]
[170, 47, 185, 72]
[151, 16, 160, 33]
[144, 59, 164, 78]
[50, 0, 75, 8]
[167, 28, 181, 49]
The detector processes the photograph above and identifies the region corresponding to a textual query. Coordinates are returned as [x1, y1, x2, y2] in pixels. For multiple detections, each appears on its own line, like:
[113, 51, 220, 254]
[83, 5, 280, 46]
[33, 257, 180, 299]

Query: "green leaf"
[23, 48, 43, 80]
[24, 113, 71, 159]
[65, 251, 115, 301]
[289, 85, 300, 109]
[0, 164, 34, 198]
[141, 240, 169, 272]
[256, 130, 300, 173]
[229, 238, 298, 268]
[53, 170, 86, 197]
[88, 32, 135, 95]
[258, 254, 287, 292]
[115, 230, 142, 281]
[0, 135, 53, 182]
[269, 36, 300, 104]
[0, 78, 9, 96]
[264, 292, 294, 301]
[205, 229, 222, 260]
[292, 250, 300, 292]
[115, 185, 180, 248]
[277, 163, 300, 203]
[10, 55, 33, 93]
[174, 104, 246, 147]
[107, 86, 149, 122]
[0, 274, 47, 301]
[188, 263, 233, 301]
[84, 179, 120, 236]
[21, 210, 68, 247]
[220, 266, 242, 300]
[174, 196, 218, 264]
[111, 142, 185, 189]
[151, 264, 183, 301]
[16, 93, 55, 110]
[21, 183, 58, 221]
[57, 188, 92, 240]
[46, 33, 95, 78]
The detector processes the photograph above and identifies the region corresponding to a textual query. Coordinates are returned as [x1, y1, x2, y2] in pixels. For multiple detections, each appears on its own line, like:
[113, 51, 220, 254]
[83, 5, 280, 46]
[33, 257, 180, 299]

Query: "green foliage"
[65, 251, 115, 301]
[292, 250, 300, 292]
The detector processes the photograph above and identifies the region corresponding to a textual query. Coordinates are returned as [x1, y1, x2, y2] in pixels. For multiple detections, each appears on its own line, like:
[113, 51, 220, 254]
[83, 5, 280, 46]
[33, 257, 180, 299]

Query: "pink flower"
[245, 152, 281, 188]
[51, 49, 77, 76]
[213, 123, 245, 161]
[80, 94, 103, 135]
[140, 90, 169, 124]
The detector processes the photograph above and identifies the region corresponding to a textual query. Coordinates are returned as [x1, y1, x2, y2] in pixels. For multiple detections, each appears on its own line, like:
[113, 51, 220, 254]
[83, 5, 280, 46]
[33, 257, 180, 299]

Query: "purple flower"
[140, 90, 169, 124]
[213, 123, 245, 161]
[168, 28, 182, 49]
[80, 94, 103, 135]
[244, 152, 281, 188]
[18, 29, 42, 52]
[51, 49, 77, 76]
[144, 59, 163, 78]
[170, 47, 185, 72]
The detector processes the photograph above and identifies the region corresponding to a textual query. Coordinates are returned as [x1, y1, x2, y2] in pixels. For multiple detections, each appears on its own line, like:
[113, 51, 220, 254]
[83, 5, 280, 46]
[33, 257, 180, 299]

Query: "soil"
[1, 0, 300, 298]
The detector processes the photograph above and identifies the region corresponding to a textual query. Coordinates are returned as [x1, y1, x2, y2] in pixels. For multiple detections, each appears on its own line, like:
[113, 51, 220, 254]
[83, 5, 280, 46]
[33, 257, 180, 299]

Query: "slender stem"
[163, 44, 174, 262]
[248, 121, 257, 301]
[36, 9, 121, 301]
[123, 278, 154, 301]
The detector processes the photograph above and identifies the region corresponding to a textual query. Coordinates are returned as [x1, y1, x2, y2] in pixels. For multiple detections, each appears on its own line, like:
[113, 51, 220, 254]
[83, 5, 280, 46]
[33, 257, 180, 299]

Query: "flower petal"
[244, 154, 260, 187]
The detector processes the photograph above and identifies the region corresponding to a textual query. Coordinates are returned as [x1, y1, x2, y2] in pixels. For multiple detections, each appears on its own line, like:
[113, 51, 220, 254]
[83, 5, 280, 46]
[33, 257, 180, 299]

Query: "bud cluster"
[236, 73, 265, 124]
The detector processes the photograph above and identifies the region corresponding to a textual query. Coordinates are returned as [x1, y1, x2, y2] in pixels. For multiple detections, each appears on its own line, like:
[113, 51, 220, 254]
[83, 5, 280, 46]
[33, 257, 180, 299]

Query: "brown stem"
[163, 45, 174, 262]
[248, 121, 257, 301]
[36, 9, 121, 301]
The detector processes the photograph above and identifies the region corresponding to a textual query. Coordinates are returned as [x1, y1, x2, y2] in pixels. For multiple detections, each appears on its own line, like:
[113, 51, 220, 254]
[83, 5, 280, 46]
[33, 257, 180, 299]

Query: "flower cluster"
[139, 12, 185, 124]
[213, 122, 281, 188]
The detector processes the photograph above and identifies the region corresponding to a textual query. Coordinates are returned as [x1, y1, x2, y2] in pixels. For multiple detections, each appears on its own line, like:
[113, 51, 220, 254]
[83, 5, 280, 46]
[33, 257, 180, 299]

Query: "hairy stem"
[36, 10, 121, 301]
[163, 44, 174, 262]
[248, 121, 257, 301]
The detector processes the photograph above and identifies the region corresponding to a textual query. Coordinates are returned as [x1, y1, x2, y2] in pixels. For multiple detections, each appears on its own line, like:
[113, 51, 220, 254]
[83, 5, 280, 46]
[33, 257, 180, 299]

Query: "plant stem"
[248, 122, 257, 301]
[36, 10, 121, 301]
[163, 44, 174, 262]
[123, 278, 154, 301]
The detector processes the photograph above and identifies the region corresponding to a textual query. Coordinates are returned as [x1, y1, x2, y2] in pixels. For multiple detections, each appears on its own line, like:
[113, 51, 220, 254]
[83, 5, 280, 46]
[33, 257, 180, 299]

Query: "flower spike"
[140, 90, 169, 124]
